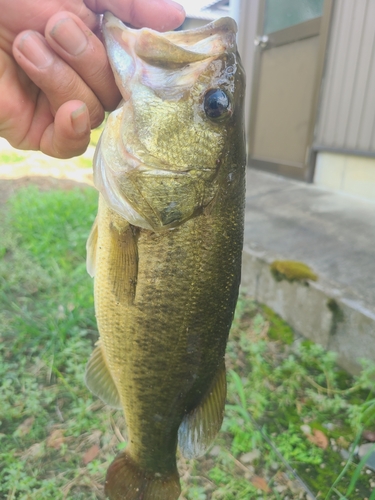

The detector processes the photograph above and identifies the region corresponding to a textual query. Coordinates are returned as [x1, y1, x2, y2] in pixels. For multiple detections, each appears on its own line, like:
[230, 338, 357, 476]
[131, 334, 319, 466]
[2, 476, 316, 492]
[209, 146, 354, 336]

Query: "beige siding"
[252, 36, 320, 165]
[315, 0, 375, 153]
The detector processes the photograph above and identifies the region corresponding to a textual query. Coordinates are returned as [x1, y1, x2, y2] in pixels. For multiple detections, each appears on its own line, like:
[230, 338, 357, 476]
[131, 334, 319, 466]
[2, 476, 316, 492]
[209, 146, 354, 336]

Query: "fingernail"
[18, 32, 54, 69]
[71, 104, 90, 135]
[164, 0, 186, 13]
[50, 18, 88, 56]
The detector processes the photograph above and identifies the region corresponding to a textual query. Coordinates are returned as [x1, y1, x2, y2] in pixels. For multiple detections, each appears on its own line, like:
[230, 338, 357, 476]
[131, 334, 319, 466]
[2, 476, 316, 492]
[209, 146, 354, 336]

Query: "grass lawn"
[0, 183, 375, 499]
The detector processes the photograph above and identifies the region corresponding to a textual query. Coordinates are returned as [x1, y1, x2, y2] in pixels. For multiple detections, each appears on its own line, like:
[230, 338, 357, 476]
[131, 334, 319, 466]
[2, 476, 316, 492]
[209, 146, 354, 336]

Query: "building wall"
[313, 0, 375, 201]
[232, 0, 260, 140]
[314, 0, 375, 154]
[314, 152, 375, 202]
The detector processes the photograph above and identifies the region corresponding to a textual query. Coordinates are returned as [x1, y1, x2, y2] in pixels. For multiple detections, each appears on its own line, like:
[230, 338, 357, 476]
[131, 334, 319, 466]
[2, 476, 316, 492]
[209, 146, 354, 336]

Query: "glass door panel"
[264, 0, 324, 35]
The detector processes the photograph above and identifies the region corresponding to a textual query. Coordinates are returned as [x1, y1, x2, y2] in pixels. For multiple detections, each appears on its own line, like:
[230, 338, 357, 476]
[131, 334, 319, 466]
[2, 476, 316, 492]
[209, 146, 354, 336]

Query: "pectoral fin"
[178, 363, 227, 458]
[84, 342, 122, 409]
[108, 222, 138, 305]
[86, 216, 98, 278]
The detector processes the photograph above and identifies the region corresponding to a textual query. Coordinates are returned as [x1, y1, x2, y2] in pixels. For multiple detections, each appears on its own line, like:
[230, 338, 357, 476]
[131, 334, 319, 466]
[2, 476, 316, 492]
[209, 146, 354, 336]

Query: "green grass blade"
[332, 488, 348, 499]
[345, 444, 375, 497]
[225, 403, 252, 423]
[229, 369, 247, 410]
[324, 429, 363, 500]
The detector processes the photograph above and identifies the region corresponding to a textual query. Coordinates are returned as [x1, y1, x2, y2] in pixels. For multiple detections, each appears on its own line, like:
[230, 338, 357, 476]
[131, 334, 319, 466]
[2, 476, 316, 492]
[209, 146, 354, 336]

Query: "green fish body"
[85, 12, 246, 500]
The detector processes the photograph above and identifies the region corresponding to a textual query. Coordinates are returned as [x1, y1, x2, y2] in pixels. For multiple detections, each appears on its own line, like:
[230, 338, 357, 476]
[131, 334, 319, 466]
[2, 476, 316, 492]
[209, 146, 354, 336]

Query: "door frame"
[246, 0, 334, 181]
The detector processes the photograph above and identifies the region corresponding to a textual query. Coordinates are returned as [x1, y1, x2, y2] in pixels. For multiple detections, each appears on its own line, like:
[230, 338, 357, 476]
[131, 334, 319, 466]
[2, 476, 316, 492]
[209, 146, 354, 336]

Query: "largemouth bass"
[85, 11, 246, 500]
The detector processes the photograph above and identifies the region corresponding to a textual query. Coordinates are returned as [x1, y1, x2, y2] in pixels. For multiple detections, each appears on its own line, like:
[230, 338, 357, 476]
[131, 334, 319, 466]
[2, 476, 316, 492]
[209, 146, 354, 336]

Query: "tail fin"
[105, 451, 181, 500]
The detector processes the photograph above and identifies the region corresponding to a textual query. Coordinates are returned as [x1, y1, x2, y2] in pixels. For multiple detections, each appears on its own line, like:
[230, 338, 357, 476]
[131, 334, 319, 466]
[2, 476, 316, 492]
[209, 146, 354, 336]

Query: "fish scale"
[95, 177, 243, 461]
[85, 11, 246, 500]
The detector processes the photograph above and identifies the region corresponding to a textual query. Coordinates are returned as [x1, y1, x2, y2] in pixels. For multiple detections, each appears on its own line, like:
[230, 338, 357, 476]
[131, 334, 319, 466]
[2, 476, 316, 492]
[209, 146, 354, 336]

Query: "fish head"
[95, 12, 246, 230]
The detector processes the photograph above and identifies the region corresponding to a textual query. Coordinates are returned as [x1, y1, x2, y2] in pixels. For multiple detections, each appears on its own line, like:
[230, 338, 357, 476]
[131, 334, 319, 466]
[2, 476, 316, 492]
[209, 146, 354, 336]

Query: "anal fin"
[178, 363, 227, 459]
[84, 342, 122, 409]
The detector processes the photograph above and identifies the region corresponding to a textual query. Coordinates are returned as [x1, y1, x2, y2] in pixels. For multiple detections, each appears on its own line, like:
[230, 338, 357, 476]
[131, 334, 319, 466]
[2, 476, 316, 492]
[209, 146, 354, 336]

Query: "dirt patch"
[0, 176, 93, 207]
[0, 138, 94, 207]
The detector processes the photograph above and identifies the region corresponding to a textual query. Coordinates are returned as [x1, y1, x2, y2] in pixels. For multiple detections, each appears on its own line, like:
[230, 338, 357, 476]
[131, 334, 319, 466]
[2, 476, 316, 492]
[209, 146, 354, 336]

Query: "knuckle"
[52, 70, 82, 101]
[89, 105, 105, 129]
[54, 140, 89, 159]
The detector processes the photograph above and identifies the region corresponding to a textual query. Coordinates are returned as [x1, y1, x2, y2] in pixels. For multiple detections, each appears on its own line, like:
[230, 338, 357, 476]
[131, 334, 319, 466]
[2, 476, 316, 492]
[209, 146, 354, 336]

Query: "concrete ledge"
[241, 245, 375, 375]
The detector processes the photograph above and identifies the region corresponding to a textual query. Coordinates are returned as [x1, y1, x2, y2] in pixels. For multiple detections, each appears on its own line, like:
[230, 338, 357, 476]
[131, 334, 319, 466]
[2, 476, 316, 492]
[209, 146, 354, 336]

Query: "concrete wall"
[242, 246, 375, 375]
[314, 152, 375, 202]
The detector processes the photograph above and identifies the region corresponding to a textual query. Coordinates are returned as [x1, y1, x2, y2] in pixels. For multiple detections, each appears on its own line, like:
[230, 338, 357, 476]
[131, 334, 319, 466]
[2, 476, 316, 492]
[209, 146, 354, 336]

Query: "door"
[248, 0, 331, 181]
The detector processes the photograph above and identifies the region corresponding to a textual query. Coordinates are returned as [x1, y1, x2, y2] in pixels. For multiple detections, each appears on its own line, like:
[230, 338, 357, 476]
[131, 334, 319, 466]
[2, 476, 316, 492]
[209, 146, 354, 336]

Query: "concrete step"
[242, 168, 375, 374]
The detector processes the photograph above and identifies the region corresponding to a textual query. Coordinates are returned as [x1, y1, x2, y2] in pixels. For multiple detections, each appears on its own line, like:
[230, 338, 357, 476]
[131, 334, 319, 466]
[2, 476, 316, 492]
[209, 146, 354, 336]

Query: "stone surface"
[242, 168, 375, 374]
[244, 168, 375, 308]
[240, 449, 261, 464]
[358, 443, 375, 471]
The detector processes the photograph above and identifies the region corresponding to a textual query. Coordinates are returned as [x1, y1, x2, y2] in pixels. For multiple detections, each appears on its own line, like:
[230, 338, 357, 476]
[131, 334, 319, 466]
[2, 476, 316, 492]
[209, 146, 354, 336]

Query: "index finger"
[85, 0, 185, 31]
[45, 12, 121, 111]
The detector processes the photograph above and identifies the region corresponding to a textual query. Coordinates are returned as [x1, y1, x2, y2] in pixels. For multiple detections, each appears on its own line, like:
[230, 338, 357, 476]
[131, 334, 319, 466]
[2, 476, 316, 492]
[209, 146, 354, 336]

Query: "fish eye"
[204, 89, 231, 120]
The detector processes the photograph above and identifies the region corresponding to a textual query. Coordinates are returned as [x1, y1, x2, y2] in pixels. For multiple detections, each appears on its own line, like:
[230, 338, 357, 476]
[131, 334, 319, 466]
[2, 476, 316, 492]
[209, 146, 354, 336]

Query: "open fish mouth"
[101, 11, 238, 100]
[102, 11, 237, 66]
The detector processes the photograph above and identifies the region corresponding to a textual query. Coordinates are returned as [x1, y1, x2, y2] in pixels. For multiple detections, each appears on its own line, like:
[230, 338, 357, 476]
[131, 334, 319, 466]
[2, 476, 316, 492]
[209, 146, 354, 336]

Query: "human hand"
[0, 0, 185, 158]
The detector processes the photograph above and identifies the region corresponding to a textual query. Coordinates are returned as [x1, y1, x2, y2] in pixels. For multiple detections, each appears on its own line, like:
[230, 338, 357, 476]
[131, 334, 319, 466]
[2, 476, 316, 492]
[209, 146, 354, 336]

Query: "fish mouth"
[101, 12, 237, 100]
[102, 11, 237, 67]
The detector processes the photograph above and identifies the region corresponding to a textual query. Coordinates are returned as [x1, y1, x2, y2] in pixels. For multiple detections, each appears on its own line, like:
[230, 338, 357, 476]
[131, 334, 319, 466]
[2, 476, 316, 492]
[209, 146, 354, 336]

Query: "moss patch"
[327, 299, 345, 335]
[262, 305, 294, 344]
[270, 260, 318, 283]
